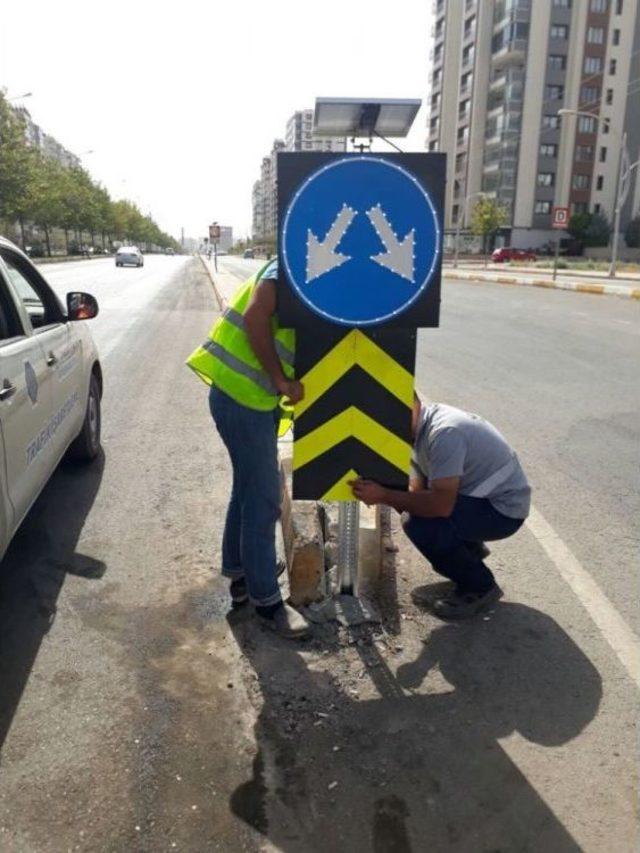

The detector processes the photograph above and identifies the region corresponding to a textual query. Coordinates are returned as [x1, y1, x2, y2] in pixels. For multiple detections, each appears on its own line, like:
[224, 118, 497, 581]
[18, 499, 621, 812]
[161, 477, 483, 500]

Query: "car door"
[0, 259, 54, 529]
[0, 248, 85, 471]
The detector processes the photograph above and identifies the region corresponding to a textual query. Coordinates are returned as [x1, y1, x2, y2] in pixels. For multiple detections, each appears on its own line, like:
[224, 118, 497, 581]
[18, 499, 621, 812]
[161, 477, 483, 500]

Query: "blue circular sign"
[282, 156, 440, 327]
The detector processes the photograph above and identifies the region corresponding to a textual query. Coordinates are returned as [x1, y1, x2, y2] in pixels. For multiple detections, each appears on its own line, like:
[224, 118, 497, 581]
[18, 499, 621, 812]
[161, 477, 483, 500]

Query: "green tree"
[0, 92, 38, 248]
[470, 196, 509, 267]
[29, 154, 67, 256]
[568, 212, 611, 248]
[624, 215, 640, 249]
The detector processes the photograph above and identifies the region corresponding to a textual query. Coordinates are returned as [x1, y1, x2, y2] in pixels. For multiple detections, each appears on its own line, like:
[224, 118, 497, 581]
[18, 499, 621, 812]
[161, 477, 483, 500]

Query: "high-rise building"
[15, 106, 81, 170]
[427, 0, 640, 249]
[285, 109, 347, 153]
[252, 110, 347, 241]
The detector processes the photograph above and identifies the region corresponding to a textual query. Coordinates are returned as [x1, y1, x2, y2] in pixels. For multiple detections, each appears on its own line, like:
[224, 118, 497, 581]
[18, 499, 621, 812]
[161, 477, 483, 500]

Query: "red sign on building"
[552, 206, 569, 229]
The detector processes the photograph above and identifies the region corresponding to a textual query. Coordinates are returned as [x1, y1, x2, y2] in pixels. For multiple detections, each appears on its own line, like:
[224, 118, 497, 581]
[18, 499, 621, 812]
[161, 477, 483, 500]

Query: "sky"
[1, 0, 432, 242]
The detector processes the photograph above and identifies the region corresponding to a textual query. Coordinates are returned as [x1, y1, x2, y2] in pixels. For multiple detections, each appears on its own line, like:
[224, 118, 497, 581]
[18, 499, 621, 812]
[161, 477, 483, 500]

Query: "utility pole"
[609, 132, 628, 279]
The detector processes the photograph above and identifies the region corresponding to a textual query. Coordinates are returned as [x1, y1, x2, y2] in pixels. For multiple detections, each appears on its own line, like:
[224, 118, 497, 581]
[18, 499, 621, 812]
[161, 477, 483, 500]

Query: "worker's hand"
[349, 478, 388, 506]
[277, 378, 304, 405]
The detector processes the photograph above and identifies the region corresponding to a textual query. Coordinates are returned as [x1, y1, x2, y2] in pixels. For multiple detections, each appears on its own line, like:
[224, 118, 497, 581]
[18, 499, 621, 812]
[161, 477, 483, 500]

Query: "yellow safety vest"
[186, 263, 296, 421]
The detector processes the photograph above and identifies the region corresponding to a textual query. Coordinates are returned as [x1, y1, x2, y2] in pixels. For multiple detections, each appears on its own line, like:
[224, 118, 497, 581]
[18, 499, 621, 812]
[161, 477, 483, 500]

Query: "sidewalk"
[445, 266, 640, 300]
[444, 261, 640, 281]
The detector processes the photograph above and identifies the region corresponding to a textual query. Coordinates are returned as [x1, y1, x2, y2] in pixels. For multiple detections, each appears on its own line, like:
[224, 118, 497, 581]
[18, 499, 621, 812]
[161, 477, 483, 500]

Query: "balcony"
[491, 38, 527, 68]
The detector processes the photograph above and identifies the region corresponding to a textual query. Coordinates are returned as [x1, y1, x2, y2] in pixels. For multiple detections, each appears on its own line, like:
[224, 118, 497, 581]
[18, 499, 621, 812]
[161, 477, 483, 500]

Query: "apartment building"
[252, 110, 347, 241]
[15, 106, 81, 170]
[427, 0, 640, 249]
[285, 109, 347, 153]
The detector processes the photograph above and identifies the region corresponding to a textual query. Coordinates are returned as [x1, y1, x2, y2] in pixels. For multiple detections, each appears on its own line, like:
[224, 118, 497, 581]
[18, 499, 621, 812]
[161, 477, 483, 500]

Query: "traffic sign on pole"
[209, 223, 221, 241]
[277, 152, 444, 501]
[552, 206, 569, 229]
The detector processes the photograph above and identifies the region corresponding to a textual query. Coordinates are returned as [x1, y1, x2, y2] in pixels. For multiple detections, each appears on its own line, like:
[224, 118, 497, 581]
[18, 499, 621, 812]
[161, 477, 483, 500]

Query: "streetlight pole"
[558, 109, 629, 278]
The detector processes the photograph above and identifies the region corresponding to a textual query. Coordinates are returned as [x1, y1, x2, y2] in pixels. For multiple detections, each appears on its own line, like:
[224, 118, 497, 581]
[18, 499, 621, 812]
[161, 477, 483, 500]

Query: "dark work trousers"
[401, 495, 524, 593]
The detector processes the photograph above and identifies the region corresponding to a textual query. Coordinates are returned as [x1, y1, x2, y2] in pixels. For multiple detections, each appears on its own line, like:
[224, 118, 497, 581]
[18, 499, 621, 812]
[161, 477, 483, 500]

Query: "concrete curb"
[446, 269, 640, 300]
[197, 254, 225, 310]
[34, 254, 108, 266]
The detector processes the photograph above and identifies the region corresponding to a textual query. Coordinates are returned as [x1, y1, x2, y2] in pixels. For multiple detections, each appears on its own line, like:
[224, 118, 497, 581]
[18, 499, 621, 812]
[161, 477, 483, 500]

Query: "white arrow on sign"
[306, 204, 356, 283]
[366, 204, 415, 283]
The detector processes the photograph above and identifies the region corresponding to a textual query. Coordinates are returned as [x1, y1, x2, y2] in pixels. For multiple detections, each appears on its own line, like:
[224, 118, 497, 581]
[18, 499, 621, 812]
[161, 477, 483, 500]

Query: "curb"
[446, 270, 640, 300]
[35, 254, 108, 266]
[198, 254, 225, 310]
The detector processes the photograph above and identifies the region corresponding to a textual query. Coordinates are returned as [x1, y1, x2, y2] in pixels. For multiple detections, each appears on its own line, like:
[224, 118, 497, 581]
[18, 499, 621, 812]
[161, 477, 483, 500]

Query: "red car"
[492, 247, 537, 263]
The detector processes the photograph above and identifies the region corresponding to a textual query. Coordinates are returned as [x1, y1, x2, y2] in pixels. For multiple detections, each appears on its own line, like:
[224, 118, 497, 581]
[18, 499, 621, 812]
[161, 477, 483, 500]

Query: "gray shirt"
[412, 403, 531, 519]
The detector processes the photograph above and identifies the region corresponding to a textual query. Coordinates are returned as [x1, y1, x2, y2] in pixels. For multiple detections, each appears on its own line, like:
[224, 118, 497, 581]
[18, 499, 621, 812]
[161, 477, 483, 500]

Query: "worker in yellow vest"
[187, 259, 310, 638]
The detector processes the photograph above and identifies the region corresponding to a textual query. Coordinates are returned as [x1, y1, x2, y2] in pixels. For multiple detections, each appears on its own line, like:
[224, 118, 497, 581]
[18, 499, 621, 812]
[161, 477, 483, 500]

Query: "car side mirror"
[67, 291, 99, 321]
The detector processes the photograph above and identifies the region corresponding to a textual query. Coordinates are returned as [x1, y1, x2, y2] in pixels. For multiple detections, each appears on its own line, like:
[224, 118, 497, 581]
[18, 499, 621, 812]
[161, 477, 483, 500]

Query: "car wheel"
[67, 374, 101, 463]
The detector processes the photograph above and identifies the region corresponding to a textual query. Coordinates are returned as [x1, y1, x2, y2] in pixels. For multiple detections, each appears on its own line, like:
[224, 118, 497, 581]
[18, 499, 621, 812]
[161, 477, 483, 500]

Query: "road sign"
[292, 328, 416, 499]
[209, 223, 220, 241]
[552, 207, 569, 229]
[277, 152, 444, 501]
[280, 154, 443, 328]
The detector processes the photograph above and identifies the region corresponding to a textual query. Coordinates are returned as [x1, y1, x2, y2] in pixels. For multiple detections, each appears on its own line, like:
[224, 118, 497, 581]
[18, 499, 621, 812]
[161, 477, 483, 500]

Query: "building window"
[573, 202, 589, 214]
[431, 93, 440, 109]
[535, 200, 552, 214]
[587, 27, 605, 43]
[550, 24, 569, 39]
[429, 140, 438, 151]
[616, 0, 623, 12]
[549, 55, 567, 70]
[596, 175, 604, 190]
[543, 114, 560, 129]
[610, 58, 617, 74]
[573, 173, 590, 189]
[452, 204, 460, 223]
[432, 69, 441, 87]
[606, 88, 614, 104]
[590, 0, 607, 11]
[545, 84, 564, 100]
[537, 172, 555, 187]
[553, 0, 571, 6]
[581, 86, 599, 105]
[584, 56, 603, 74]
[576, 144, 594, 161]
[578, 115, 597, 133]
[594, 203, 602, 213]
[457, 126, 469, 143]
[540, 143, 557, 157]
[612, 28, 620, 45]
[599, 146, 607, 162]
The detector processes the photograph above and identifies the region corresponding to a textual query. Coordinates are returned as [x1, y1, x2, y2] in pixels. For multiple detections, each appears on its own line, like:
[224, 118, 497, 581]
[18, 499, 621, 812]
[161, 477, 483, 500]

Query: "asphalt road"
[0, 254, 637, 851]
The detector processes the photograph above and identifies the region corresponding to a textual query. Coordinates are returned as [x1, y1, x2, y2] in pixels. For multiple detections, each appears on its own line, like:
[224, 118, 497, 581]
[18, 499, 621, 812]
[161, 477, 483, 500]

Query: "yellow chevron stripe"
[293, 407, 412, 473]
[322, 468, 359, 501]
[294, 330, 414, 419]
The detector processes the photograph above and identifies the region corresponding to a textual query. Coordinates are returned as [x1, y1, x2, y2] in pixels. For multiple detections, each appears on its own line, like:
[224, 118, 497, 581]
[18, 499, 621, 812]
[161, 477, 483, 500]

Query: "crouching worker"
[187, 259, 310, 639]
[351, 398, 531, 620]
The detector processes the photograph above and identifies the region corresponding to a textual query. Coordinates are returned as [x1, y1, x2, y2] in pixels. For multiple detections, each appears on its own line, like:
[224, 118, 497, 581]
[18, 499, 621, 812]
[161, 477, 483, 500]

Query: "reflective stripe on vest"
[223, 307, 294, 367]
[202, 339, 277, 395]
[185, 263, 295, 411]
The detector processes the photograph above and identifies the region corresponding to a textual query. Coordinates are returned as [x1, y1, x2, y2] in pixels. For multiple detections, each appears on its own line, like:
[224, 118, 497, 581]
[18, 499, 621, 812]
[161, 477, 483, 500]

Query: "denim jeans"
[402, 495, 524, 594]
[209, 386, 282, 607]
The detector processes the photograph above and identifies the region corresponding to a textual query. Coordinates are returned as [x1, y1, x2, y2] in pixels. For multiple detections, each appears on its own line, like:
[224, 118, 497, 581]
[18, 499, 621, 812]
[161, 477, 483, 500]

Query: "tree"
[470, 196, 509, 267]
[568, 212, 611, 248]
[624, 215, 640, 249]
[0, 92, 38, 248]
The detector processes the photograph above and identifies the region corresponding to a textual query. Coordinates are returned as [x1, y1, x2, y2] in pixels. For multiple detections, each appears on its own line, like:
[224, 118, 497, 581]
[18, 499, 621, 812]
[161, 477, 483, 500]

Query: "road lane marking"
[526, 504, 640, 687]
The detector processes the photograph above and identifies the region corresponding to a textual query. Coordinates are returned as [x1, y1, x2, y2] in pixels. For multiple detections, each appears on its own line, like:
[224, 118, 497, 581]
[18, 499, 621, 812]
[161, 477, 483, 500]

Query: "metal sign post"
[277, 145, 444, 597]
[209, 222, 221, 272]
[552, 206, 569, 282]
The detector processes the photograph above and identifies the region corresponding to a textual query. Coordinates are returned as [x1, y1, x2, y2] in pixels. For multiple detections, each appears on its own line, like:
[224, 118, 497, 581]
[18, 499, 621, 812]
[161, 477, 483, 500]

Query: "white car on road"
[115, 246, 144, 267]
[0, 237, 103, 560]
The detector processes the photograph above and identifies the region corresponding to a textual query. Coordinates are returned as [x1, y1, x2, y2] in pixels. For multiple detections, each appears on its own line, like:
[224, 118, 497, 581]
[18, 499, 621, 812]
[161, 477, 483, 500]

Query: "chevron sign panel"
[292, 328, 417, 500]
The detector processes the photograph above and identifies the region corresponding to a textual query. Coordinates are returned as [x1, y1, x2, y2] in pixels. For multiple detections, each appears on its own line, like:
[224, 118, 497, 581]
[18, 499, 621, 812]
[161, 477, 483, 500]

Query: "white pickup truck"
[0, 237, 103, 560]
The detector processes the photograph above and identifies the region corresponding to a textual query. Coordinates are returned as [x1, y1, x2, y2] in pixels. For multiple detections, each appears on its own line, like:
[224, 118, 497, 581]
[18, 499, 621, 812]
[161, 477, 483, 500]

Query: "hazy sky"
[1, 0, 432, 241]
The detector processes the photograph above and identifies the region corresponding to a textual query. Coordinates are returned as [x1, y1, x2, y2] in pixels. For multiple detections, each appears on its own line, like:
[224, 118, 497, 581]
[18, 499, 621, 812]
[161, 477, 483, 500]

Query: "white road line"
[526, 504, 640, 687]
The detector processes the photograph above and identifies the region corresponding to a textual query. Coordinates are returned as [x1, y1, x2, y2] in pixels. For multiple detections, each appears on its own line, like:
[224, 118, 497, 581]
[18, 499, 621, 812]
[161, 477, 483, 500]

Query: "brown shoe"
[258, 603, 310, 639]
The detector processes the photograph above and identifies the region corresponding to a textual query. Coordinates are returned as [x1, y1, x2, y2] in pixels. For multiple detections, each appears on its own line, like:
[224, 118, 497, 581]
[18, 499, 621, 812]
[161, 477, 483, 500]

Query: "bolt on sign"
[277, 152, 445, 500]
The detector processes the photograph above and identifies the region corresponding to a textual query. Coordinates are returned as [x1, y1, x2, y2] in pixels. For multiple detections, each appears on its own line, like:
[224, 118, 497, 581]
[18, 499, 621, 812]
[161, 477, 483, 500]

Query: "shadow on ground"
[228, 598, 602, 852]
[0, 452, 105, 750]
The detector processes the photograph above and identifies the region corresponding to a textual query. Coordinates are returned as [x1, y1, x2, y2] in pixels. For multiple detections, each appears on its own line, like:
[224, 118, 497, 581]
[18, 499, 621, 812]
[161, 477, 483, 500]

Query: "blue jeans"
[209, 386, 282, 607]
[402, 495, 524, 594]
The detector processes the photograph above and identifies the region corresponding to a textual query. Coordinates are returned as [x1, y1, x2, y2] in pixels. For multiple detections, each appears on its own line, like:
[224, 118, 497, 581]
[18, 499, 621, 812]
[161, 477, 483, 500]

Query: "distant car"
[115, 246, 144, 267]
[0, 236, 102, 561]
[243, 249, 255, 259]
[164, 248, 175, 256]
[492, 247, 537, 263]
